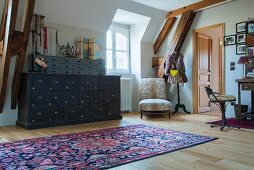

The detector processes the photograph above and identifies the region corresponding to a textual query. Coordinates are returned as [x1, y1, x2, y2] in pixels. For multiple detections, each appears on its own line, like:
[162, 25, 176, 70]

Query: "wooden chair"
[139, 78, 172, 119]
[205, 86, 236, 131]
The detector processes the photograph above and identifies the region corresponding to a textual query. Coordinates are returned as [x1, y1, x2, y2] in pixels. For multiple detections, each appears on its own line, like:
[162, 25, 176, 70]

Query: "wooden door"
[197, 33, 212, 113]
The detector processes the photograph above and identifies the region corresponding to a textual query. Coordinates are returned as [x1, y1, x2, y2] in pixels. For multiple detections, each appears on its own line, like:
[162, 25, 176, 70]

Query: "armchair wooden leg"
[168, 110, 171, 119]
[140, 110, 143, 119]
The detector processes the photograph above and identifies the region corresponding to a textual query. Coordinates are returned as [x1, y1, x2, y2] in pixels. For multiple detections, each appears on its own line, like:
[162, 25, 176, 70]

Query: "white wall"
[0, 57, 18, 126]
[141, 41, 155, 78]
[130, 19, 150, 111]
[26, 21, 106, 62]
[158, 0, 253, 117]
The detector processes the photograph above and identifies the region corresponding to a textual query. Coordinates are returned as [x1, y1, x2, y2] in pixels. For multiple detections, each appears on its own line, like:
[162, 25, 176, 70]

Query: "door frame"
[192, 23, 225, 114]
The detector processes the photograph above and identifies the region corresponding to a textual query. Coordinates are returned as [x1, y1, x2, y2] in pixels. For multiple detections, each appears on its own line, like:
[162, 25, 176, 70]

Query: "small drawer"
[63, 57, 74, 64]
[241, 83, 254, 91]
[80, 90, 94, 103]
[62, 63, 73, 69]
[49, 92, 63, 106]
[107, 91, 120, 103]
[63, 105, 80, 120]
[108, 103, 120, 116]
[30, 106, 49, 123]
[94, 91, 107, 103]
[61, 69, 72, 74]
[48, 76, 64, 91]
[49, 107, 64, 121]
[85, 65, 95, 70]
[72, 70, 83, 75]
[84, 59, 93, 65]
[73, 64, 84, 70]
[74, 59, 83, 65]
[31, 75, 48, 90]
[80, 104, 93, 118]
[31, 91, 49, 106]
[63, 90, 80, 104]
[86, 70, 96, 75]
[47, 56, 59, 63]
[65, 76, 80, 90]
[97, 71, 105, 75]
[45, 68, 61, 74]
[80, 76, 93, 88]
[91, 72, 100, 75]
[81, 104, 93, 114]
[48, 62, 61, 68]
[94, 104, 107, 116]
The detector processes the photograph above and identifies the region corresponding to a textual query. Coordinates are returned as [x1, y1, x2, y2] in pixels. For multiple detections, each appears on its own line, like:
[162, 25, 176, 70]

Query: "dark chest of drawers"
[17, 73, 121, 129]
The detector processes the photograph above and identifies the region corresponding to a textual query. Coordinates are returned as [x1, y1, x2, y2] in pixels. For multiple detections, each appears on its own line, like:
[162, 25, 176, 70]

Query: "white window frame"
[106, 25, 130, 74]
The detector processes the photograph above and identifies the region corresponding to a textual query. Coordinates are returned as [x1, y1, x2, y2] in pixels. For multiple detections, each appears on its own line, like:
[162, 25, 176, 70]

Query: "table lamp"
[237, 56, 249, 78]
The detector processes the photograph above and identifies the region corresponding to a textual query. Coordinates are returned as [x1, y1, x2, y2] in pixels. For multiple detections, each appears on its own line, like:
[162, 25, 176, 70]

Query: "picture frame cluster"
[224, 20, 254, 55]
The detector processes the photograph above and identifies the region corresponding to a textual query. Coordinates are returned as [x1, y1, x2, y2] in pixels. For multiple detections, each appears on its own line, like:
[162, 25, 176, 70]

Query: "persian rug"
[207, 118, 254, 130]
[0, 124, 216, 169]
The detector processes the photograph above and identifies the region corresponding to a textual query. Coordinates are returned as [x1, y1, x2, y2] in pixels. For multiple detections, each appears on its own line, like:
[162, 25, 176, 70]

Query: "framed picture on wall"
[236, 22, 246, 33]
[236, 45, 246, 55]
[224, 35, 236, 46]
[236, 34, 246, 44]
[247, 22, 254, 34]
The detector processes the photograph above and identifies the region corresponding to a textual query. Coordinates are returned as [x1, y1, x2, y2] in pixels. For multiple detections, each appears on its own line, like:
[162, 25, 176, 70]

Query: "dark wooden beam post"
[158, 11, 196, 78]
[11, 0, 36, 109]
[0, 0, 19, 113]
[0, 0, 9, 41]
[153, 17, 176, 55]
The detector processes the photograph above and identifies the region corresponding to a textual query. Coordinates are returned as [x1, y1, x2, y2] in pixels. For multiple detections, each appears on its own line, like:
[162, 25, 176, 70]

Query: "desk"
[235, 78, 254, 119]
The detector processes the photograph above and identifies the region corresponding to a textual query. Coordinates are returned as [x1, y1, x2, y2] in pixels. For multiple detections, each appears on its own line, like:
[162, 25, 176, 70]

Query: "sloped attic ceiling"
[34, 0, 167, 43]
[132, 0, 201, 11]
[34, 0, 123, 32]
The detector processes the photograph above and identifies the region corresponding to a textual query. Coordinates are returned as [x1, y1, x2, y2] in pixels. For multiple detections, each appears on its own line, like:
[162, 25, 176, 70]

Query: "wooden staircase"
[0, 0, 35, 113]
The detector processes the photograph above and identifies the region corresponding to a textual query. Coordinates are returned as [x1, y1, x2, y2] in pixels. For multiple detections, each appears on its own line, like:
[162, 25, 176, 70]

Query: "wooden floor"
[0, 112, 254, 170]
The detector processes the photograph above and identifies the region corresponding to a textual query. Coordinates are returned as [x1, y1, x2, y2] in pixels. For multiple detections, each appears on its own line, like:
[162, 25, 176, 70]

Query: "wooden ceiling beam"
[166, 0, 225, 18]
[158, 11, 196, 78]
[11, 0, 36, 109]
[153, 17, 176, 55]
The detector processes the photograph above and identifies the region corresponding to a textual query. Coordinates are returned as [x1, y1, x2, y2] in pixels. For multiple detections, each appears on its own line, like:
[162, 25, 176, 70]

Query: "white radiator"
[120, 77, 133, 112]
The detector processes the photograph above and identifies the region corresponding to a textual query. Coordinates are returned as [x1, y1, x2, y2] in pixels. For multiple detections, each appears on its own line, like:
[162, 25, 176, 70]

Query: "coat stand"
[173, 83, 190, 114]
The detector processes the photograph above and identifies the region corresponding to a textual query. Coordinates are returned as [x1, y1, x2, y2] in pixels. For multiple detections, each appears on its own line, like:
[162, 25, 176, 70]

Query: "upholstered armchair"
[139, 78, 172, 119]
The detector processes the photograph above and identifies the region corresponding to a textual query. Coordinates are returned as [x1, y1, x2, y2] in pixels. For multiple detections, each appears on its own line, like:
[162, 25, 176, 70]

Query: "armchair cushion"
[139, 99, 172, 111]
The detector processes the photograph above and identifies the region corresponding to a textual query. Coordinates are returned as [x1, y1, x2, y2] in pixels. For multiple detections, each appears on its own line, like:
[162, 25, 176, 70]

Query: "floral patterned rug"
[0, 124, 216, 169]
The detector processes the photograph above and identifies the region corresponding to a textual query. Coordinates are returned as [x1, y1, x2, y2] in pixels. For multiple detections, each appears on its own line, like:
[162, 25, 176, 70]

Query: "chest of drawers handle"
[37, 112, 42, 116]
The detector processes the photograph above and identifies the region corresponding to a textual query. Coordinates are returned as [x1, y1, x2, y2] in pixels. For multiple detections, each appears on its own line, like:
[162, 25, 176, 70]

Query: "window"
[106, 25, 130, 74]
